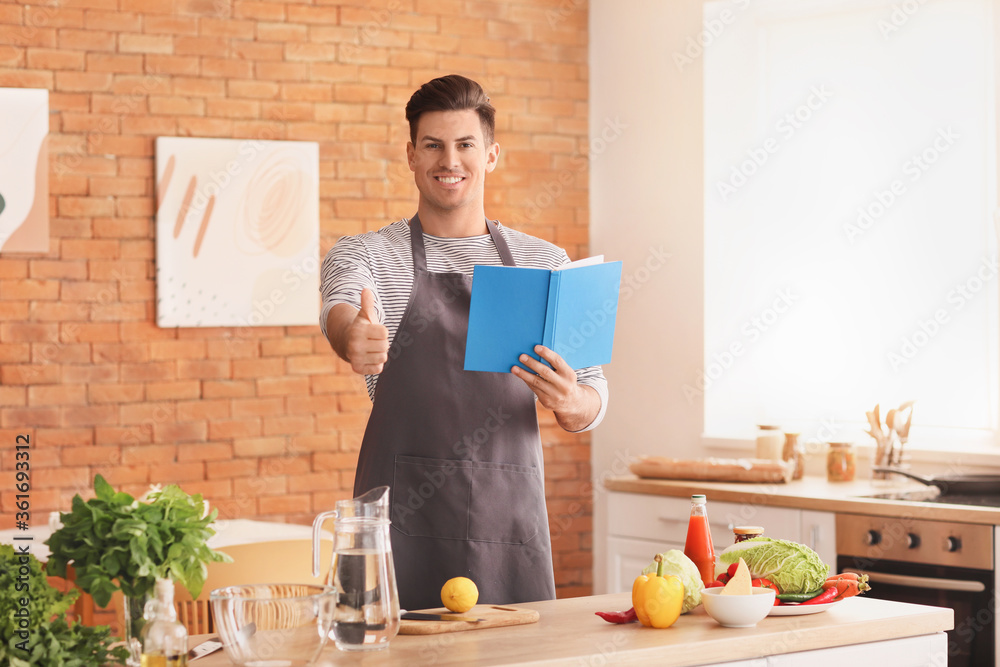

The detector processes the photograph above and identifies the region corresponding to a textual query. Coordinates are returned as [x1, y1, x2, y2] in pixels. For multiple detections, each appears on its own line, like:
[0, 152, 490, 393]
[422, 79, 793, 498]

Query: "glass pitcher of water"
[312, 486, 400, 651]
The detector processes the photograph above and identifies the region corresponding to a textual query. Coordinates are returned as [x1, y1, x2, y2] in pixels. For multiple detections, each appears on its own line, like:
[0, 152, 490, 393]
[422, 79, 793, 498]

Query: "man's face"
[406, 109, 499, 217]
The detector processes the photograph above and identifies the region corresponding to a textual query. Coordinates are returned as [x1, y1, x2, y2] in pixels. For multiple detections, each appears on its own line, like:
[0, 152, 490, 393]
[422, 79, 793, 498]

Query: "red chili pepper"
[799, 587, 840, 605]
[595, 607, 638, 624]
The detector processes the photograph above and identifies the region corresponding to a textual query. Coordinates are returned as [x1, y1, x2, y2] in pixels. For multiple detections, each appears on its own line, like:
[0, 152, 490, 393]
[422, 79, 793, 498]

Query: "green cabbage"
[640, 549, 703, 613]
[716, 537, 829, 594]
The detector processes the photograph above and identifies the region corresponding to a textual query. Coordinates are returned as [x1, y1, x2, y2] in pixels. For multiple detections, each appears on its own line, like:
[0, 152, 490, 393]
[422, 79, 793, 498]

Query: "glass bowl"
[210, 584, 336, 666]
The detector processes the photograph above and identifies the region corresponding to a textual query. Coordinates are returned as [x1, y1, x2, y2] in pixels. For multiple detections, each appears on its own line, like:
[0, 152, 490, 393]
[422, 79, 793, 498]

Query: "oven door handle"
[846, 569, 986, 593]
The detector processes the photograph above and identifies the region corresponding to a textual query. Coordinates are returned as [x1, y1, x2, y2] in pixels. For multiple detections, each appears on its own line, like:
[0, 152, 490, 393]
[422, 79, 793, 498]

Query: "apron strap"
[408, 215, 517, 272]
[486, 219, 516, 267]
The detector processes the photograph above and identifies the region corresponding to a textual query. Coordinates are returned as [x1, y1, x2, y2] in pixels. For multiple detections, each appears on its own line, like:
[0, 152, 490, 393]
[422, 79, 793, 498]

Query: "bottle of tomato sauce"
[683, 494, 716, 587]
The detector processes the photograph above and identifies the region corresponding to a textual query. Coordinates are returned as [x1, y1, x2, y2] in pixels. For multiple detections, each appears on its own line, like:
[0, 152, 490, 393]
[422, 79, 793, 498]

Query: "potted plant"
[0, 545, 127, 666]
[45, 475, 231, 665]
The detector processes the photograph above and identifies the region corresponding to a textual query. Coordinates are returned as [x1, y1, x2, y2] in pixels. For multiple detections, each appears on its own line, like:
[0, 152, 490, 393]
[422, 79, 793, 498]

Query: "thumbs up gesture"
[346, 288, 389, 375]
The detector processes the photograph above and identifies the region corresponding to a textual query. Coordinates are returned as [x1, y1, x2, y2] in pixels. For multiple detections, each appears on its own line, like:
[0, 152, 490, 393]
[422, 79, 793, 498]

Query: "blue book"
[464, 256, 623, 372]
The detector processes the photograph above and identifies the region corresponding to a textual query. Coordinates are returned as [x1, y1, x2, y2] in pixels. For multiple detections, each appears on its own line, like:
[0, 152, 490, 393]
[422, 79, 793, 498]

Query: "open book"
[464, 256, 623, 372]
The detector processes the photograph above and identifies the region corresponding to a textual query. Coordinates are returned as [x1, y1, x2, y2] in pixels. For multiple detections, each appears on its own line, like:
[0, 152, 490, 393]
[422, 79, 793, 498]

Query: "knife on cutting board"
[400, 611, 485, 622]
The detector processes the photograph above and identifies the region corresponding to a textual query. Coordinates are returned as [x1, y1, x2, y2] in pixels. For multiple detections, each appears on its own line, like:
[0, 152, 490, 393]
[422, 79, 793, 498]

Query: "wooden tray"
[630, 456, 793, 483]
[398, 604, 539, 635]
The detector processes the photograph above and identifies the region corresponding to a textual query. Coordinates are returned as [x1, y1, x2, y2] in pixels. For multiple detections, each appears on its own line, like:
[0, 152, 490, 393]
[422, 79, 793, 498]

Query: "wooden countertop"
[191, 592, 952, 666]
[604, 474, 1000, 524]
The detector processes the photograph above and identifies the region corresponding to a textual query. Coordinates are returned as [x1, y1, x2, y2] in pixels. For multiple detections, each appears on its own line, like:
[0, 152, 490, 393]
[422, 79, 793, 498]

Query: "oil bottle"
[140, 578, 188, 667]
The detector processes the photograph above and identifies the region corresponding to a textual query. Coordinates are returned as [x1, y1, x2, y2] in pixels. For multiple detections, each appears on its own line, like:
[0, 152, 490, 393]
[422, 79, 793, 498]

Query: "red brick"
[178, 442, 232, 461]
[153, 420, 208, 444]
[26, 48, 85, 70]
[202, 57, 253, 79]
[89, 383, 144, 404]
[61, 364, 118, 385]
[120, 361, 175, 382]
[0, 67, 53, 88]
[232, 436, 284, 457]
[203, 380, 255, 399]
[206, 458, 258, 479]
[230, 398, 283, 419]
[143, 15, 199, 35]
[227, 80, 280, 99]
[62, 444, 120, 466]
[176, 398, 230, 422]
[232, 358, 283, 379]
[149, 340, 206, 360]
[256, 22, 307, 42]
[286, 5, 337, 24]
[119, 32, 173, 53]
[210, 420, 262, 440]
[233, 1, 287, 21]
[31, 341, 90, 364]
[258, 493, 310, 515]
[2, 406, 61, 429]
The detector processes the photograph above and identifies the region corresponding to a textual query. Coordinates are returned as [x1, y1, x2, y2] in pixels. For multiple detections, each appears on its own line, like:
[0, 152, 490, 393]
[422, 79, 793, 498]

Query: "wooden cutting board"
[630, 456, 794, 483]
[398, 604, 539, 635]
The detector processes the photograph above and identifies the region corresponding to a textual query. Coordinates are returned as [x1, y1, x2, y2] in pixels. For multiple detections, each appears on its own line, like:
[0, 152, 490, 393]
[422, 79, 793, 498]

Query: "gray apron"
[353, 214, 556, 610]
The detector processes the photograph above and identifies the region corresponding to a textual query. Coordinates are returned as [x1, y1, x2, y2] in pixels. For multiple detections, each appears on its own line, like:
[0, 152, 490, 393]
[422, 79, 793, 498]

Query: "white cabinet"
[800, 509, 837, 567]
[605, 491, 834, 592]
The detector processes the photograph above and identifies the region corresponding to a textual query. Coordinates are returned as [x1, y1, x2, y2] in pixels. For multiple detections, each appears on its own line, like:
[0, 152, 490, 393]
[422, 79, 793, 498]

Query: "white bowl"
[701, 587, 776, 628]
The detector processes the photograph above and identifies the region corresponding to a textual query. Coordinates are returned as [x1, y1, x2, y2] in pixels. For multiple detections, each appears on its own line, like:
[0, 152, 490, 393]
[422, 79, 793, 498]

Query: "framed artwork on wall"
[155, 137, 320, 328]
[0, 87, 49, 254]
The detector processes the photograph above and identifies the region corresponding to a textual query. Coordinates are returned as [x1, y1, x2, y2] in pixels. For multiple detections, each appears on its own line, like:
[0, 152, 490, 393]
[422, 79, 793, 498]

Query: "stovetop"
[864, 489, 1000, 508]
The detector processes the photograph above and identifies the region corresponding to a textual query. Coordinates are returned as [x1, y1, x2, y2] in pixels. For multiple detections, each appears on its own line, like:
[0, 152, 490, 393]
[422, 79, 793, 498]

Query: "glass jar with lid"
[732, 526, 765, 543]
[755, 425, 784, 460]
[826, 442, 856, 482]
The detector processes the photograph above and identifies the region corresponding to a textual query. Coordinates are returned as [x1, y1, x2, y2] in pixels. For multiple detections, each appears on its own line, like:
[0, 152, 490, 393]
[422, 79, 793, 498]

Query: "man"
[320, 74, 608, 609]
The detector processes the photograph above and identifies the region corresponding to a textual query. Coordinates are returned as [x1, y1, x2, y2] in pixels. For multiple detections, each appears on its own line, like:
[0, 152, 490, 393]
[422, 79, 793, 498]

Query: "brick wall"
[0, 0, 593, 598]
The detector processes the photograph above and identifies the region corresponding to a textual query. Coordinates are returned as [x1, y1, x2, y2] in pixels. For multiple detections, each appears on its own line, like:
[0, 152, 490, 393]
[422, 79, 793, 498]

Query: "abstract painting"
[155, 137, 320, 327]
[0, 88, 49, 253]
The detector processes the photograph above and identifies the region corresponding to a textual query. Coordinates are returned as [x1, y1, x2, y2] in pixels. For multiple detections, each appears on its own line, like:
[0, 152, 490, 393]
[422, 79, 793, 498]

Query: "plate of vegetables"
[712, 538, 871, 616]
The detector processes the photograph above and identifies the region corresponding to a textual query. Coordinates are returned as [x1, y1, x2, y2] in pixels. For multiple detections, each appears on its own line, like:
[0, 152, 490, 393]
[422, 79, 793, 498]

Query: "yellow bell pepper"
[631, 553, 684, 628]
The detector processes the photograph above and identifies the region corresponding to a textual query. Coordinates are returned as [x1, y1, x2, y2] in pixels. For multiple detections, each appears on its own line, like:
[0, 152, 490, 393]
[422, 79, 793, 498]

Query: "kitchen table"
[190, 592, 952, 666]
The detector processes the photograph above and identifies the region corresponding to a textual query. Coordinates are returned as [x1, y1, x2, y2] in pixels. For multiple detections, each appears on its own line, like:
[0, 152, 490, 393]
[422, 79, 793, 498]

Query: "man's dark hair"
[405, 74, 496, 145]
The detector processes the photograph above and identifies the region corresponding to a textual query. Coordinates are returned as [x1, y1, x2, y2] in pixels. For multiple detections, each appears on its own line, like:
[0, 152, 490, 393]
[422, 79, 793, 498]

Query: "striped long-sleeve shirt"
[319, 219, 608, 432]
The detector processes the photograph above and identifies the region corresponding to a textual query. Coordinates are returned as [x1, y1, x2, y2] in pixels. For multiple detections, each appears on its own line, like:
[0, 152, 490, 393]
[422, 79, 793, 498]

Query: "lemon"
[440, 576, 479, 613]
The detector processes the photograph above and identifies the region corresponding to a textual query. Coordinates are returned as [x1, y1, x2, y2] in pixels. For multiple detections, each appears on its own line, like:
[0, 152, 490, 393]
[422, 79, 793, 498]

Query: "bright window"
[703, 0, 999, 448]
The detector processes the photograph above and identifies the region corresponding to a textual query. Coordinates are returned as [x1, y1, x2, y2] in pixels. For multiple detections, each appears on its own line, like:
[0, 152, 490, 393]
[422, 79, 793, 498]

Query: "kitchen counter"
[604, 474, 1000, 524]
[191, 592, 952, 666]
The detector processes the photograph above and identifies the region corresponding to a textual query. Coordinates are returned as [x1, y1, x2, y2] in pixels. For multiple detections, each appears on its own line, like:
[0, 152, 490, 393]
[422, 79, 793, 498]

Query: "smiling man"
[319, 75, 609, 609]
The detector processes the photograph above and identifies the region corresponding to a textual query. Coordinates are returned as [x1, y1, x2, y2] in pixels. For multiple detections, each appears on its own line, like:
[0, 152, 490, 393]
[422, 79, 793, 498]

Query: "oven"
[836, 513, 995, 667]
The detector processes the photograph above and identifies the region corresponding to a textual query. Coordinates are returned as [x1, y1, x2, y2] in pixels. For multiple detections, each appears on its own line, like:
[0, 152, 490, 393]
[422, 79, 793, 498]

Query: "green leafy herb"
[45, 475, 232, 608]
[0, 544, 128, 666]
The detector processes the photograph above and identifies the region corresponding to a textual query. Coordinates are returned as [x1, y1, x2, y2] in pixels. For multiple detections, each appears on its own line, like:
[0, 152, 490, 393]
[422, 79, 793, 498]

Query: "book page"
[555, 255, 604, 271]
